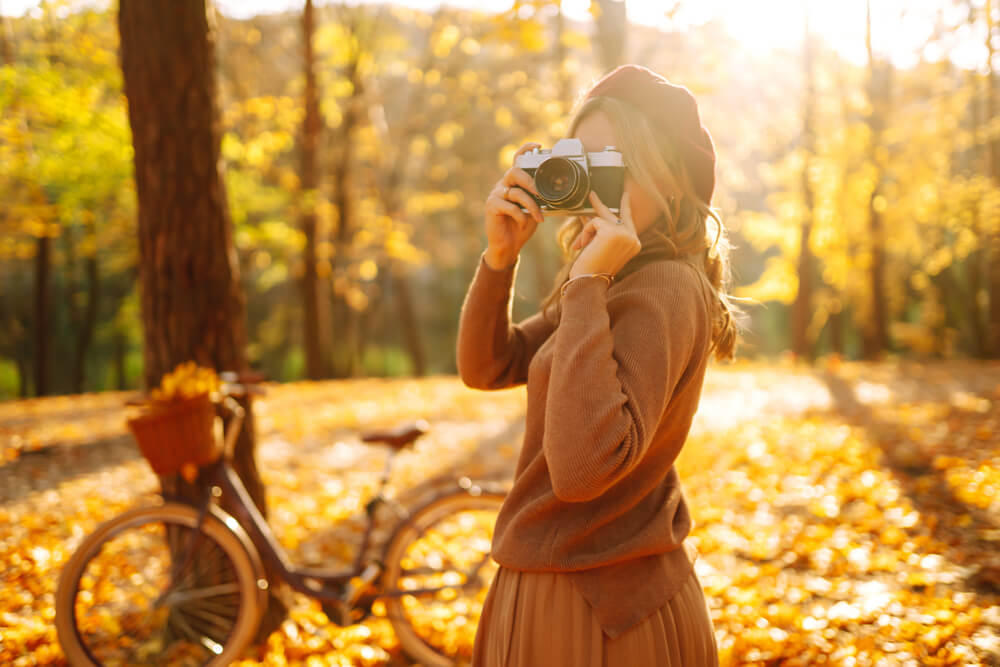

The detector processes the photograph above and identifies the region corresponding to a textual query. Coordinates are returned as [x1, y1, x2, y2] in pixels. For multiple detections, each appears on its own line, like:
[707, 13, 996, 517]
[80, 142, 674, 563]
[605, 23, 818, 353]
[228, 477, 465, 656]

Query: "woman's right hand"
[483, 142, 545, 269]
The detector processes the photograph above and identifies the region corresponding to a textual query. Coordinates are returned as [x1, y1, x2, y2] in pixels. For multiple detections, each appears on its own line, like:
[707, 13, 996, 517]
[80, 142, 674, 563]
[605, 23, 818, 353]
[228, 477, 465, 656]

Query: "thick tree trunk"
[299, 0, 329, 379]
[118, 0, 266, 513]
[118, 0, 285, 639]
[793, 10, 816, 362]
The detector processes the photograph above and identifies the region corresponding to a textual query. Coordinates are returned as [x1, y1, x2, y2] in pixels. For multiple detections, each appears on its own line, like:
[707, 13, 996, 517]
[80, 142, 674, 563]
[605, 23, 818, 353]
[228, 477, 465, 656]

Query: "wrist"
[483, 247, 518, 271]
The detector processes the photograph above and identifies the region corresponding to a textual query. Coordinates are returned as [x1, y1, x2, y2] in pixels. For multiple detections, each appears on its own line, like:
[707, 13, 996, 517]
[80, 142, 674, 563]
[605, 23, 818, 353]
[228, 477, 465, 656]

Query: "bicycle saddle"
[359, 419, 429, 451]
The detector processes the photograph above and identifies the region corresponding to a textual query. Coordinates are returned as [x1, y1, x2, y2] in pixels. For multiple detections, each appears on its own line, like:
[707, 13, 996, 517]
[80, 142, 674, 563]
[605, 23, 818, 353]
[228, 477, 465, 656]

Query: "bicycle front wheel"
[382, 488, 505, 667]
[55, 503, 266, 667]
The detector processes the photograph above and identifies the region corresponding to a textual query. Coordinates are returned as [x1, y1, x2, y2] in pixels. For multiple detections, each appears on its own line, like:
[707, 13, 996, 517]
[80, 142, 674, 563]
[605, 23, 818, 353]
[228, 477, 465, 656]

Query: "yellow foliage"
[2, 364, 999, 663]
[358, 259, 378, 281]
[736, 255, 798, 304]
[459, 38, 480, 55]
[494, 107, 513, 129]
[149, 361, 220, 402]
[432, 25, 460, 59]
[434, 122, 463, 149]
[423, 69, 442, 87]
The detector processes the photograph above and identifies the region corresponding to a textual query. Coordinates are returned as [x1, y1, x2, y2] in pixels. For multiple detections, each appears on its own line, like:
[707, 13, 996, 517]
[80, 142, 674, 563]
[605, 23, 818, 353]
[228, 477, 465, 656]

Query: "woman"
[457, 64, 741, 666]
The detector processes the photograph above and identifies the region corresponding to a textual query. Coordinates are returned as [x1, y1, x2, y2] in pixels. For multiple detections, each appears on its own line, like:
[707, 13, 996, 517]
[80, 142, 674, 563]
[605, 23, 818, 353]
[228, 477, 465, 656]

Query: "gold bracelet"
[560, 272, 613, 297]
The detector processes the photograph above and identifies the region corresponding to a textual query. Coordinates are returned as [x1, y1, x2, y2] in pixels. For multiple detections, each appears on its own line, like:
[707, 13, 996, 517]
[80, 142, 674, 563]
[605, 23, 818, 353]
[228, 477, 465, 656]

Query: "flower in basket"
[128, 362, 223, 482]
[150, 361, 222, 402]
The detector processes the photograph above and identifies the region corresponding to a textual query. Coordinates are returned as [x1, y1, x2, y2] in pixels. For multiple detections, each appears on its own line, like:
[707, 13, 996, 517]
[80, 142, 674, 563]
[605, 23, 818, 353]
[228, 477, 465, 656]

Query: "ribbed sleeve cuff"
[479, 249, 519, 274]
[559, 274, 611, 306]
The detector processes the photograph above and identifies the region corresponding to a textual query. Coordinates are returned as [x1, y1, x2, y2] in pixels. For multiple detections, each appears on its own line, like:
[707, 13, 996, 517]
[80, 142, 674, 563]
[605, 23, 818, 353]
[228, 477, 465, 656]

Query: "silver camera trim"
[514, 139, 624, 215]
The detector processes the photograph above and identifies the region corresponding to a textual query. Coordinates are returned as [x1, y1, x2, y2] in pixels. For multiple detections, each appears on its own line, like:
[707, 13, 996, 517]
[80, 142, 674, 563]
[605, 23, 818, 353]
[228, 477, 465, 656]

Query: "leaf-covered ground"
[1, 360, 998, 665]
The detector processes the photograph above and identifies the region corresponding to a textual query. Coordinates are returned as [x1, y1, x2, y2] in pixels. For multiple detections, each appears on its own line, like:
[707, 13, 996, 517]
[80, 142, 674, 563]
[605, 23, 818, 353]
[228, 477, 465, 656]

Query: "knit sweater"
[456, 225, 713, 639]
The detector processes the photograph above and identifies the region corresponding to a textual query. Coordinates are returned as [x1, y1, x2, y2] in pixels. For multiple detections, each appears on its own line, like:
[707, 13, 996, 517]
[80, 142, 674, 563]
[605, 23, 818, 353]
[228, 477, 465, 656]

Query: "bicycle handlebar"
[122, 369, 268, 408]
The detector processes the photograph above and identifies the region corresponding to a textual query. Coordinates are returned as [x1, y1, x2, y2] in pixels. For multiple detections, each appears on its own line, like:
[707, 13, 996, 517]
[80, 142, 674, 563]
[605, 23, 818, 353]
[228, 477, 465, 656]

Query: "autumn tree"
[299, 0, 331, 379]
[984, 0, 1000, 357]
[592, 0, 626, 73]
[861, 0, 891, 358]
[793, 9, 818, 361]
[117, 0, 266, 511]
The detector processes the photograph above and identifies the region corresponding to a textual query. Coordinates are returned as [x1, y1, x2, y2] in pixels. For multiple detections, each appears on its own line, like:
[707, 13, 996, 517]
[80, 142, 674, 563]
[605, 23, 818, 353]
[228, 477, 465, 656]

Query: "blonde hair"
[538, 95, 744, 361]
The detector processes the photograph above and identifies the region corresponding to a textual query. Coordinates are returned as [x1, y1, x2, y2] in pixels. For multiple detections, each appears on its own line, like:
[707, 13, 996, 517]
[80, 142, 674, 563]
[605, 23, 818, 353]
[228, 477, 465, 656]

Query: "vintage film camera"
[513, 138, 625, 216]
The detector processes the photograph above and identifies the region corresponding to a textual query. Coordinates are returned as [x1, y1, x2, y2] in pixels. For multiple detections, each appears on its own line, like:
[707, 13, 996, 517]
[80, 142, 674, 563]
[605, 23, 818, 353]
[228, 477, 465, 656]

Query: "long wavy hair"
[538, 95, 744, 361]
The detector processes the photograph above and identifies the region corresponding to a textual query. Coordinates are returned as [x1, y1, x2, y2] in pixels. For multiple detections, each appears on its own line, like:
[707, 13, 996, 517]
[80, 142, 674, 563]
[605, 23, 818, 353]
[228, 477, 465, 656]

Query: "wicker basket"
[126, 392, 221, 476]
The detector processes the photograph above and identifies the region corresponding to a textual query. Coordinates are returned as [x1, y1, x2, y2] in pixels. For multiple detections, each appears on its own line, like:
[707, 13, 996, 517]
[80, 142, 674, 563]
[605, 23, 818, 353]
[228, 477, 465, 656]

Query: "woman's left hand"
[569, 191, 642, 279]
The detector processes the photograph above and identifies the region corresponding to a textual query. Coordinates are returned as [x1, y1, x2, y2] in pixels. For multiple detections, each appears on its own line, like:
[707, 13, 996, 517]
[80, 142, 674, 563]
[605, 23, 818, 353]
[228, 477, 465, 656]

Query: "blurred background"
[0, 0, 996, 397]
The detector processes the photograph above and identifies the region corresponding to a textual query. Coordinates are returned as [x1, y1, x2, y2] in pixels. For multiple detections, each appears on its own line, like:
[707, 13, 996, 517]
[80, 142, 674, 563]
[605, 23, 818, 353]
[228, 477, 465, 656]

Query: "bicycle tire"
[381, 489, 505, 667]
[55, 502, 267, 667]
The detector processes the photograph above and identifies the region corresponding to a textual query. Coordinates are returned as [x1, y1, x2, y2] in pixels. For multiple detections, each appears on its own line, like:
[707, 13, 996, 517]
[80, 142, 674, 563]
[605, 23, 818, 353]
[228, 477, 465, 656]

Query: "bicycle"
[55, 374, 508, 666]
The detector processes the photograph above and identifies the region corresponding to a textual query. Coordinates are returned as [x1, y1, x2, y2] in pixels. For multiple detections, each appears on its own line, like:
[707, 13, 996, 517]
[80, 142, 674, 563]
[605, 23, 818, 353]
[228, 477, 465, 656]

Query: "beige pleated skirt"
[471, 564, 719, 667]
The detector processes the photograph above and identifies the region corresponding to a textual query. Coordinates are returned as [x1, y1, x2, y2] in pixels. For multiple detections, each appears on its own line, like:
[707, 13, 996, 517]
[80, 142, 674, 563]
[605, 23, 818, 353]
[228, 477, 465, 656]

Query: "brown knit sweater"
[456, 227, 713, 639]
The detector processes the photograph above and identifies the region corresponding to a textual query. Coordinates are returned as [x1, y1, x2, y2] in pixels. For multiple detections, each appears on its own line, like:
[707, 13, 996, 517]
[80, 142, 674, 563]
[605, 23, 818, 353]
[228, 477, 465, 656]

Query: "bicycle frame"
[162, 391, 506, 625]
[199, 457, 358, 601]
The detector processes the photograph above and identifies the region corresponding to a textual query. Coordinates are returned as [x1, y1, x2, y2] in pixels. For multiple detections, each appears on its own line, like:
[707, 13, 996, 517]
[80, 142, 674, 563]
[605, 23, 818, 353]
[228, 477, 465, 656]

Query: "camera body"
[513, 138, 625, 216]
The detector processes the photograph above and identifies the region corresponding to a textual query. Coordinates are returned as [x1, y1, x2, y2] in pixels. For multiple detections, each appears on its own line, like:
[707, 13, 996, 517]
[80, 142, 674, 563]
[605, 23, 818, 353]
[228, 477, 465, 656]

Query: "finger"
[574, 229, 595, 250]
[513, 142, 542, 160]
[489, 194, 531, 226]
[505, 186, 544, 223]
[504, 167, 540, 197]
[572, 219, 597, 249]
[588, 190, 614, 222]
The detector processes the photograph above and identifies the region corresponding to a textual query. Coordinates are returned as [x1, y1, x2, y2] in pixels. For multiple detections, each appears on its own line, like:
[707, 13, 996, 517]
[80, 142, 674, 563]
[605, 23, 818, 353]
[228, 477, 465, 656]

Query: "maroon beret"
[584, 64, 716, 205]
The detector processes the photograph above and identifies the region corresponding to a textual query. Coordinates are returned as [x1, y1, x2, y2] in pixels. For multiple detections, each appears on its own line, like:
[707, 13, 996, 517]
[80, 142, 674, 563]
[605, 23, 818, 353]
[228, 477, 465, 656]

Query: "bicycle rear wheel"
[382, 489, 505, 667]
[55, 503, 266, 667]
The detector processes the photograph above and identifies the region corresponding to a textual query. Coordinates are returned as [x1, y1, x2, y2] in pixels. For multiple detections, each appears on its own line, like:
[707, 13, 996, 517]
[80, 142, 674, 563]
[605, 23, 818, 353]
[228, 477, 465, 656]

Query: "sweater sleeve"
[542, 265, 700, 503]
[456, 250, 558, 390]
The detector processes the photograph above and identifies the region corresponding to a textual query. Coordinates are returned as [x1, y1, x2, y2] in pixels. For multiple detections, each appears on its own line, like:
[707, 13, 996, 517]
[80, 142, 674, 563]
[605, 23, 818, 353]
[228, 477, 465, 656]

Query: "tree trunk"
[793, 9, 816, 362]
[985, 0, 1000, 357]
[113, 327, 127, 390]
[118, 0, 285, 638]
[0, 9, 11, 65]
[329, 46, 363, 378]
[33, 234, 50, 396]
[16, 353, 29, 398]
[299, 0, 329, 379]
[389, 270, 425, 375]
[829, 308, 845, 356]
[65, 216, 101, 394]
[119, 0, 267, 514]
[862, 0, 889, 359]
[593, 0, 626, 73]
[71, 251, 99, 393]
[363, 11, 448, 377]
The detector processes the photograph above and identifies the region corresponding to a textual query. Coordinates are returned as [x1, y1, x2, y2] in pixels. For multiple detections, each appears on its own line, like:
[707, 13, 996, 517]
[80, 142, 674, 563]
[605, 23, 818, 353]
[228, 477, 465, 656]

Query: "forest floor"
[1, 359, 999, 666]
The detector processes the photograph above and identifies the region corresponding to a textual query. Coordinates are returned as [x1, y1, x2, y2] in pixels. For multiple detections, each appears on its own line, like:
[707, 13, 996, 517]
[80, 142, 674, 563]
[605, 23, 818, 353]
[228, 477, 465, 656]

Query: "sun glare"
[0, 0, 977, 70]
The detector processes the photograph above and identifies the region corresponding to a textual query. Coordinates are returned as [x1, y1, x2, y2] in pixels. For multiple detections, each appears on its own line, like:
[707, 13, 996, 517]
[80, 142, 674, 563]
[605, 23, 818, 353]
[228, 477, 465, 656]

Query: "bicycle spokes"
[389, 506, 500, 661]
[71, 520, 244, 666]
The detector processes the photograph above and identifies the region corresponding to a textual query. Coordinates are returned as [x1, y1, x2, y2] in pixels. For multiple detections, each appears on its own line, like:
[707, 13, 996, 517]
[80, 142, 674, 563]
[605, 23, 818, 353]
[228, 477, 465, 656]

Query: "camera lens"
[535, 157, 589, 209]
